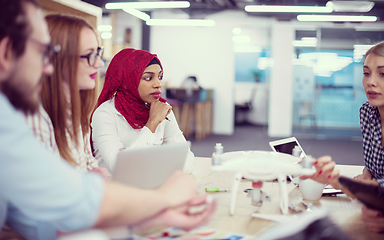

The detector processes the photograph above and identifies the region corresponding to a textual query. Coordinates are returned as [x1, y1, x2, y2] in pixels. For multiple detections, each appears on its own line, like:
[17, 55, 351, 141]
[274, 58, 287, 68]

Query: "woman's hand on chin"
[146, 101, 172, 132]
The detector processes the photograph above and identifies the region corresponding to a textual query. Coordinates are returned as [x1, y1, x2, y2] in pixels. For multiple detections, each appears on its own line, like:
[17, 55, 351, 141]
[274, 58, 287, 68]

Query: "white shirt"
[0, 93, 104, 240]
[91, 97, 195, 173]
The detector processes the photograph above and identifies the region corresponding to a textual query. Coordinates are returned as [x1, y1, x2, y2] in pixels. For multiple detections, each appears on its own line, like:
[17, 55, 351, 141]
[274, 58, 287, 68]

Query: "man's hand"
[157, 171, 199, 208]
[134, 194, 217, 232]
[362, 206, 384, 233]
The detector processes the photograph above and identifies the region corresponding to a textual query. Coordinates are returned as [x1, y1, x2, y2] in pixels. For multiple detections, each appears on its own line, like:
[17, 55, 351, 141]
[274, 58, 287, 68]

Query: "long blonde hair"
[41, 14, 98, 166]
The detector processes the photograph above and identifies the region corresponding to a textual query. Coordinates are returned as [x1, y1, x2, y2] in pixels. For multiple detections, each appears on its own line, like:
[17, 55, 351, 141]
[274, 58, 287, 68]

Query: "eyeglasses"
[80, 46, 104, 67]
[29, 38, 61, 66]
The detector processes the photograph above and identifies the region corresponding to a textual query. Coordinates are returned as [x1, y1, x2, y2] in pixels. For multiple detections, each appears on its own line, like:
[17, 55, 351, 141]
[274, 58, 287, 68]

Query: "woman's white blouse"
[91, 97, 195, 173]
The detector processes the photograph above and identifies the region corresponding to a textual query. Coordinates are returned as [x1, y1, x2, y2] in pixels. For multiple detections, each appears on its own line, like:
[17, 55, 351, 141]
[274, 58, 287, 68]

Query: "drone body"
[211, 151, 315, 215]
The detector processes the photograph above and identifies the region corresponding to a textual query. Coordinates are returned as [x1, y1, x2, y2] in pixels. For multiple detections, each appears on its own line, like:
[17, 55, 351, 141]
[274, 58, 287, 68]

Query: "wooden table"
[192, 157, 383, 240]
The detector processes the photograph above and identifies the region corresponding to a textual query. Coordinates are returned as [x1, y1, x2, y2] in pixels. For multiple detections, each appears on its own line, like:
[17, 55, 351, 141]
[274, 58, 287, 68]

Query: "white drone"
[211, 151, 315, 215]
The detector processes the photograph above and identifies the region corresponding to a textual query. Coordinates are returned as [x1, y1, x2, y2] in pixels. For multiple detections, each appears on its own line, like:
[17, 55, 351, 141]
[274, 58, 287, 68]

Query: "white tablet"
[112, 142, 190, 189]
[269, 137, 306, 158]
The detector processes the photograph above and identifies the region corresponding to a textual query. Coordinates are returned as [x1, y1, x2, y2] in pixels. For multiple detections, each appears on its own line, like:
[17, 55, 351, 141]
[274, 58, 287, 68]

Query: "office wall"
[150, 11, 236, 135]
[113, 10, 143, 49]
[149, 10, 273, 135]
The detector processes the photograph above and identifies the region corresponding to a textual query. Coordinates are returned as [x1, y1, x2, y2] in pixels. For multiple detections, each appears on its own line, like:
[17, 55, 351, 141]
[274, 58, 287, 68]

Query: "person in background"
[91, 48, 194, 173]
[182, 76, 201, 90]
[26, 14, 109, 177]
[0, 0, 216, 239]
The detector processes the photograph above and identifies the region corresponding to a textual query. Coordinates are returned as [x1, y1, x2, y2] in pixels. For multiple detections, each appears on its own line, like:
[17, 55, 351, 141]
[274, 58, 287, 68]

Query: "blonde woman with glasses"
[27, 14, 109, 178]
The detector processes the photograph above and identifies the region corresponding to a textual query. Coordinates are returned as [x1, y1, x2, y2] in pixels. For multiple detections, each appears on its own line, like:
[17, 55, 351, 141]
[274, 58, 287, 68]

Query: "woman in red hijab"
[91, 48, 194, 173]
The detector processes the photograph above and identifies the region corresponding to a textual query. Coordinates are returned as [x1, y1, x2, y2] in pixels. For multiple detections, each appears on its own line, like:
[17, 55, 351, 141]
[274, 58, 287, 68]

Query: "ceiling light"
[297, 15, 377, 22]
[245, 5, 332, 13]
[354, 44, 374, 50]
[233, 46, 262, 52]
[101, 32, 112, 39]
[292, 40, 317, 47]
[106, 1, 190, 9]
[232, 28, 242, 35]
[97, 25, 112, 32]
[123, 8, 150, 21]
[232, 35, 251, 43]
[355, 26, 384, 31]
[326, 1, 374, 12]
[301, 37, 317, 42]
[146, 19, 215, 27]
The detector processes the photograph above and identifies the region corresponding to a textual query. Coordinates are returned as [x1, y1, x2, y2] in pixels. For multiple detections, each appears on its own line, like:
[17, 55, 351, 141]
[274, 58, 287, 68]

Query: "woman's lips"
[90, 73, 97, 79]
[151, 92, 161, 98]
[367, 91, 381, 99]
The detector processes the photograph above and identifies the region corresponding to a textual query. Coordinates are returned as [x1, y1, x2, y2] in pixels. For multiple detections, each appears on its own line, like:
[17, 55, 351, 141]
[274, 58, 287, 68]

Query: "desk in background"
[192, 157, 383, 240]
[166, 88, 213, 141]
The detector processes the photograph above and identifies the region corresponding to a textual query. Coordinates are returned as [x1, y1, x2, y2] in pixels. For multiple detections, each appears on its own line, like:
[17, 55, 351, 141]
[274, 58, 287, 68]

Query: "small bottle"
[301, 155, 313, 169]
[292, 145, 301, 157]
[212, 143, 223, 166]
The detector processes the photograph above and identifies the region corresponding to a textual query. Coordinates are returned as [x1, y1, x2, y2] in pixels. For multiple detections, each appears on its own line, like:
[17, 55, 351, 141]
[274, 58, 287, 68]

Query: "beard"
[1, 76, 41, 114]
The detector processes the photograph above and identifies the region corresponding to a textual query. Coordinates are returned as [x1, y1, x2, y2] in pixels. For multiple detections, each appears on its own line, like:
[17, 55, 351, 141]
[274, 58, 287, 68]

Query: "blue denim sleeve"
[0, 94, 105, 239]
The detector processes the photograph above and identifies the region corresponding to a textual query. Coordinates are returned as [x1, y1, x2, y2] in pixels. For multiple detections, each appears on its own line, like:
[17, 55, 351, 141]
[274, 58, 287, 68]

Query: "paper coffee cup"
[299, 179, 325, 201]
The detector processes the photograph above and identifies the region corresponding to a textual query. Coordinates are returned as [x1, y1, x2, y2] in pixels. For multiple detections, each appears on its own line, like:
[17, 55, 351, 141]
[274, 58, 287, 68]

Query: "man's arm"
[94, 171, 203, 228]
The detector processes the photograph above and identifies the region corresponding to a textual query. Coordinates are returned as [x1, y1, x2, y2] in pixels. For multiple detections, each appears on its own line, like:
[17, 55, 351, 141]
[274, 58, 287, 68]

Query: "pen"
[205, 187, 229, 192]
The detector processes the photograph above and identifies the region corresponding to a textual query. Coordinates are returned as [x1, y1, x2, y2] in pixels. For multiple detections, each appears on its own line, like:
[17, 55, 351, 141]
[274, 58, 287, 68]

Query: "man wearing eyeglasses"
[0, 0, 216, 239]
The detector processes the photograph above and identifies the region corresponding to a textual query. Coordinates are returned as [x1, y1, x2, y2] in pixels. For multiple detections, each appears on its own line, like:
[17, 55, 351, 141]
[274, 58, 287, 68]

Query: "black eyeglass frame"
[79, 46, 104, 67]
[28, 38, 61, 66]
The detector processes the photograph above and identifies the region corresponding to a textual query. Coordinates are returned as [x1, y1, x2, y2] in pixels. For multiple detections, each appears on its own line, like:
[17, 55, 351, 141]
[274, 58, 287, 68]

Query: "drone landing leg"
[230, 172, 242, 216]
[278, 174, 289, 215]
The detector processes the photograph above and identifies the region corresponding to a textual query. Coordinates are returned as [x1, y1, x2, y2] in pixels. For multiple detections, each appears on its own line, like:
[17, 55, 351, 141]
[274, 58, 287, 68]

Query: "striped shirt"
[26, 106, 98, 172]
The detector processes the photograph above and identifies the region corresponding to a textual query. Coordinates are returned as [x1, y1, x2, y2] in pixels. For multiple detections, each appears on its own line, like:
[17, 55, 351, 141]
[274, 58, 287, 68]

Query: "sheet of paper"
[145, 226, 256, 240]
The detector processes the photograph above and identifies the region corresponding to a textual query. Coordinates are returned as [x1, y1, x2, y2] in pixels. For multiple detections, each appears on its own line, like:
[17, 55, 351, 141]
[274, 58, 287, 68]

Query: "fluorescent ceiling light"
[293, 37, 317, 47]
[354, 44, 374, 49]
[297, 15, 377, 22]
[146, 19, 215, 27]
[106, 1, 190, 9]
[355, 26, 384, 31]
[123, 8, 150, 21]
[97, 25, 112, 32]
[301, 37, 317, 42]
[292, 40, 317, 47]
[326, 1, 374, 12]
[245, 5, 332, 13]
[233, 46, 262, 52]
[232, 28, 242, 35]
[232, 35, 251, 43]
[101, 32, 112, 39]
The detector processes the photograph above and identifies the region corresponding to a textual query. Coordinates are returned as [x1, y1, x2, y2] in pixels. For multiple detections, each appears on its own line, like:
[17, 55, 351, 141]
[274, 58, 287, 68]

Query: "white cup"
[299, 179, 325, 201]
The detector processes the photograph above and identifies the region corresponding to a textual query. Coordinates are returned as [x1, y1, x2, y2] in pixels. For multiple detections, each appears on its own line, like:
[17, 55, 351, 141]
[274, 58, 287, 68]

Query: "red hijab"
[96, 48, 166, 129]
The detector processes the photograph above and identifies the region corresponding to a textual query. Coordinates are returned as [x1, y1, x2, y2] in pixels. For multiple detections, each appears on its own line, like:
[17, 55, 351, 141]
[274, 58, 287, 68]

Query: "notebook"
[112, 141, 190, 189]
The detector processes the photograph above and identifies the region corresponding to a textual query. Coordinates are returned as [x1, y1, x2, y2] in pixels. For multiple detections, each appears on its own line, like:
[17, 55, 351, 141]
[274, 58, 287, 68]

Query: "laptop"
[112, 141, 190, 189]
[269, 137, 306, 158]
